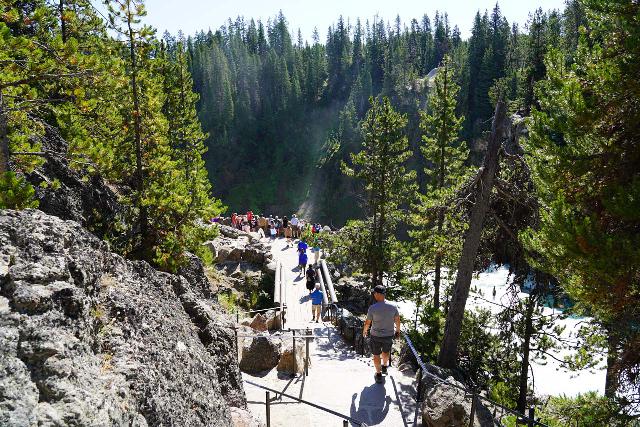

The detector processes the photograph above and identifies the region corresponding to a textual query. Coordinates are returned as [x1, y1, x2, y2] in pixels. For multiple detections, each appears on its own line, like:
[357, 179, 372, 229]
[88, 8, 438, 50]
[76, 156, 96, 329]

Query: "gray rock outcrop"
[0, 209, 246, 426]
[420, 365, 496, 427]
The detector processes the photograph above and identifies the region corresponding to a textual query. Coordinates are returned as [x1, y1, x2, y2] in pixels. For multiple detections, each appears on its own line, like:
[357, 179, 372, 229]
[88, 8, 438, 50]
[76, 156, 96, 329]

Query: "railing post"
[265, 391, 271, 427]
[305, 327, 311, 376]
[528, 406, 535, 427]
[292, 330, 297, 376]
[236, 308, 239, 324]
[468, 389, 477, 427]
[413, 367, 423, 427]
[343, 420, 348, 427]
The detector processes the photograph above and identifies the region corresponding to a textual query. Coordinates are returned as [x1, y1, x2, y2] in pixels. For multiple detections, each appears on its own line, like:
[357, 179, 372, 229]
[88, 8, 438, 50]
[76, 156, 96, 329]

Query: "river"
[393, 265, 605, 397]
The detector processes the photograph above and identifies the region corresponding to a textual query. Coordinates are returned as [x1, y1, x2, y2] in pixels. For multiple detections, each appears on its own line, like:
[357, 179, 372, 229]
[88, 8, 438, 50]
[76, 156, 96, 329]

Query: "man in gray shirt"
[363, 285, 400, 383]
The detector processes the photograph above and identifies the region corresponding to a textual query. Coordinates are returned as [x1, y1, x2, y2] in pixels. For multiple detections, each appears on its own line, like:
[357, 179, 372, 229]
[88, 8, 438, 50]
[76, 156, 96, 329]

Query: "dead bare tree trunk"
[437, 101, 507, 369]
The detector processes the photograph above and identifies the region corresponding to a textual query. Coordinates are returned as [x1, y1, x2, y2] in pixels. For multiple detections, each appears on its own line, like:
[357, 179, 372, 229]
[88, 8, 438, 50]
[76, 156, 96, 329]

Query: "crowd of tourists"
[225, 211, 326, 241]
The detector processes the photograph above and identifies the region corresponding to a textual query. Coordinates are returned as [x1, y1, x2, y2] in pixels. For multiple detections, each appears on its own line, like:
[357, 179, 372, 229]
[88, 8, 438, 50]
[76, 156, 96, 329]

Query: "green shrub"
[0, 172, 38, 210]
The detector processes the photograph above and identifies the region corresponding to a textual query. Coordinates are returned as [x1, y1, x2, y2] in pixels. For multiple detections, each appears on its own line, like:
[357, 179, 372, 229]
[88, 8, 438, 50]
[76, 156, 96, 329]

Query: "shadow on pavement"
[389, 375, 411, 427]
[350, 384, 392, 426]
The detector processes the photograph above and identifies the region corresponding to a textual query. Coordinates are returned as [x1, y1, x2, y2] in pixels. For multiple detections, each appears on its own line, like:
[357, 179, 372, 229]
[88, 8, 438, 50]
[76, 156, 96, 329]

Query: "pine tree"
[433, 12, 450, 66]
[465, 11, 488, 136]
[0, 0, 110, 208]
[523, 0, 640, 398]
[105, 0, 222, 269]
[159, 36, 224, 267]
[342, 97, 417, 285]
[412, 55, 469, 310]
[421, 14, 434, 73]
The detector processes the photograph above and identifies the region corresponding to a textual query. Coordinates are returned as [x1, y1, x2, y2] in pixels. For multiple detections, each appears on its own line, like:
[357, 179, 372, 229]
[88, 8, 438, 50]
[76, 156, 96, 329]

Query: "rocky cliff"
[0, 209, 252, 426]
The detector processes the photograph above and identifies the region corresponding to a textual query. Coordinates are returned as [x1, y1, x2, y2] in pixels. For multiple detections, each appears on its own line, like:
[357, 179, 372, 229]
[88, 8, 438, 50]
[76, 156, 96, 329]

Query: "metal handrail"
[244, 379, 367, 426]
[401, 332, 550, 427]
[320, 259, 338, 303]
[316, 263, 330, 305]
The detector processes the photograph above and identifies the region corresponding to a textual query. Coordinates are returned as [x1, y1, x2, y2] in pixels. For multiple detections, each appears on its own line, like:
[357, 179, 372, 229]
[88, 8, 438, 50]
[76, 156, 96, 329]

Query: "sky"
[120, 0, 568, 42]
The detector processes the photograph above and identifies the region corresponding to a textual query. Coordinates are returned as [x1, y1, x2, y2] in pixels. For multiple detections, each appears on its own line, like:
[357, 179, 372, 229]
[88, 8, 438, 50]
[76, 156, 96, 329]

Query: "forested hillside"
[185, 3, 583, 224]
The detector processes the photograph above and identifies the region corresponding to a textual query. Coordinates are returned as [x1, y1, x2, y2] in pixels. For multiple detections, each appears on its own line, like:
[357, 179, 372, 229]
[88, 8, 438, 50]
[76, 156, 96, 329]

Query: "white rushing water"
[393, 265, 606, 397]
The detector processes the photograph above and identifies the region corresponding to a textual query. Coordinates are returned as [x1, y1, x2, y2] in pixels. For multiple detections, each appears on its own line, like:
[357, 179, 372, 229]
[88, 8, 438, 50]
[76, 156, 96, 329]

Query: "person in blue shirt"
[297, 238, 308, 253]
[309, 283, 324, 322]
[298, 250, 308, 275]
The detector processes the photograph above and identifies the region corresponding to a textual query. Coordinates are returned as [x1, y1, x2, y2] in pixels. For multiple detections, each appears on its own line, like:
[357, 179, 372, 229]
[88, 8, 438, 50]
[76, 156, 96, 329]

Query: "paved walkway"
[243, 236, 418, 427]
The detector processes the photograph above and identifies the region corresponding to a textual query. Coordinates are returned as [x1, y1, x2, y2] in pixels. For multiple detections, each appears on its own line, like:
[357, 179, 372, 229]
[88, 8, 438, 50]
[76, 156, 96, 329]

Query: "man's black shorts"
[369, 335, 393, 355]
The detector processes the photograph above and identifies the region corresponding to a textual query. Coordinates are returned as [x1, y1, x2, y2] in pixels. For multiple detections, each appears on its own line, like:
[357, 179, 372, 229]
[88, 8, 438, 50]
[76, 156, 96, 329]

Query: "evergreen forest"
[186, 4, 582, 225]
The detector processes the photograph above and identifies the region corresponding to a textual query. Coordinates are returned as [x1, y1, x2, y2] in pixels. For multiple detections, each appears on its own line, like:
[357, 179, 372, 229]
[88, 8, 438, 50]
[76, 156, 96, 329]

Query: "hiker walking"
[305, 266, 317, 293]
[282, 215, 289, 238]
[290, 214, 299, 238]
[312, 235, 321, 266]
[269, 216, 276, 239]
[297, 238, 308, 254]
[298, 249, 308, 275]
[362, 285, 400, 384]
[309, 283, 324, 322]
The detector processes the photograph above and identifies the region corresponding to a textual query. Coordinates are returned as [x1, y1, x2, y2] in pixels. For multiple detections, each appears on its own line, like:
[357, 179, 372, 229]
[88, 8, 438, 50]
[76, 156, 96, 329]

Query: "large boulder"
[337, 308, 364, 343]
[248, 313, 268, 332]
[421, 365, 496, 427]
[0, 209, 244, 426]
[264, 309, 281, 331]
[242, 243, 268, 264]
[239, 336, 282, 373]
[277, 340, 307, 374]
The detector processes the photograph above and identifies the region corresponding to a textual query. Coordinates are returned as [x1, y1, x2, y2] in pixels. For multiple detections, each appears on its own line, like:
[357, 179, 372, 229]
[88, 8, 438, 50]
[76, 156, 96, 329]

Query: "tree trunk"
[434, 69, 448, 311]
[0, 95, 10, 174]
[433, 253, 442, 310]
[605, 331, 619, 398]
[127, 12, 148, 249]
[59, 0, 67, 43]
[437, 101, 507, 369]
[517, 294, 536, 413]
